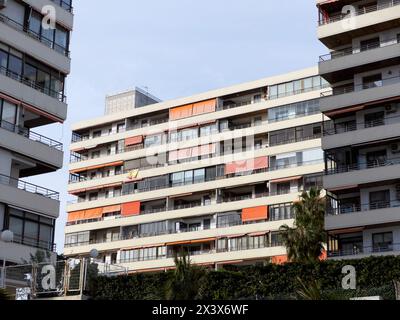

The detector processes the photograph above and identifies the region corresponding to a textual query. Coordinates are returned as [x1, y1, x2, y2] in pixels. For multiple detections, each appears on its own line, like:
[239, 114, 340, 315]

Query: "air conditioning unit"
[385, 104, 397, 114]
[0, 0, 7, 9]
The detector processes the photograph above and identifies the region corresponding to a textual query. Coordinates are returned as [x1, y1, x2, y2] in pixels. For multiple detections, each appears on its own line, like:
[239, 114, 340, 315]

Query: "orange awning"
[270, 176, 302, 184]
[125, 135, 143, 147]
[67, 210, 85, 222]
[226, 234, 247, 239]
[102, 205, 121, 214]
[121, 202, 141, 217]
[167, 240, 192, 246]
[225, 157, 269, 175]
[242, 206, 269, 222]
[84, 208, 103, 219]
[190, 237, 216, 244]
[170, 104, 193, 121]
[192, 99, 216, 116]
[70, 161, 124, 174]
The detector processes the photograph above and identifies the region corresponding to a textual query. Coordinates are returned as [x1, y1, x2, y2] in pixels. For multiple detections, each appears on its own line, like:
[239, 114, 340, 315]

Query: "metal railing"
[0, 174, 59, 200]
[327, 200, 400, 216]
[0, 119, 63, 151]
[0, 13, 70, 57]
[268, 84, 329, 100]
[50, 0, 74, 13]
[0, 65, 66, 103]
[318, 0, 400, 25]
[328, 243, 400, 258]
[67, 159, 323, 205]
[323, 113, 400, 136]
[118, 241, 284, 264]
[319, 36, 400, 61]
[326, 157, 400, 175]
[11, 234, 56, 252]
[321, 74, 400, 98]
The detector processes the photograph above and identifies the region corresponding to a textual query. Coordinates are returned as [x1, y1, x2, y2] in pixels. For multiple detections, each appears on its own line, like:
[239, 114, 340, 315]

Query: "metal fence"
[1, 259, 127, 300]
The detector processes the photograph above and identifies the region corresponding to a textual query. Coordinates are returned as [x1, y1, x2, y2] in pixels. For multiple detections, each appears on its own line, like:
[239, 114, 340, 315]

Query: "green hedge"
[89, 256, 400, 300]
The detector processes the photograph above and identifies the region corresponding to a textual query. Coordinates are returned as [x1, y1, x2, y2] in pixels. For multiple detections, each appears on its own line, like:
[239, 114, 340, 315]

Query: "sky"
[26, 0, 327, 253]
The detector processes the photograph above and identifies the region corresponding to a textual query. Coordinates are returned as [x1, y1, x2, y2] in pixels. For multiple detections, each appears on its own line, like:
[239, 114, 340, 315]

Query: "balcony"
[328, 243, 400, 259]
[0, 120, 63, 170]
[326, 200, 400, 230]
[0, 174, 60, 218]
[324, 157, 400, 190]
[319, 36, 400, 83]
[320, 75, 400, 114]
[23, 0, 74, 30]
[318, 0, 400, 47]
[322, 114, 400, 150]
[67, 159, 323, 207]
[0, 66, 67, 121]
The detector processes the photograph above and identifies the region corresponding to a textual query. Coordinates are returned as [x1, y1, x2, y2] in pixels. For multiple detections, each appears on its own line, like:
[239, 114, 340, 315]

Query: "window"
[89, 193, 98, 201]
[276, 182, 291, 195]
[117, 123, 125, 133]
[171, 172, 184, 187]
[360, 37, 380, 52]
[369, 190, 390, 210]
[0, 100, 17, 125]
[8, 54, 22, 77]
[270, 203, 294, 221]
[91, 151, 100, 159]
[93, 130, 102, 138]
[269, 76, 326, 100]
[8, 208, 55, 250]
[365, 111, 385, 128]
[363, 74, 382, 89]
[372, 232, 393, 252]
[217, 212, 241, 228]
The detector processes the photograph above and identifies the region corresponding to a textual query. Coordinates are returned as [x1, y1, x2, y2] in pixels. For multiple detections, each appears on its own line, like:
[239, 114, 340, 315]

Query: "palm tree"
[164, 250, 205, 300]
[280, 188, 326, 264]
[296, 276, 322, 300]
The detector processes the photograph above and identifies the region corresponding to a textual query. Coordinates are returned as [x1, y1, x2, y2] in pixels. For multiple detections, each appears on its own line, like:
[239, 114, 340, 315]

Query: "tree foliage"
[280, 188, 326, 264]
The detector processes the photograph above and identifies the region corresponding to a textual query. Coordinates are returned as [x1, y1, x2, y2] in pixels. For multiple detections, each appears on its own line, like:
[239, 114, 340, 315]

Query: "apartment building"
[317, 0, 400, 259]
[0, 0, 73, 267]
[64, 67, 329, 272]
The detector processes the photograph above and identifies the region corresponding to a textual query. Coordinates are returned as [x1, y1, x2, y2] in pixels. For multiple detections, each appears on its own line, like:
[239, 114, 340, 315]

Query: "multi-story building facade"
[0, 0, 74, 266]
[317, 0, 400, 259]
[64, 67, 329, 272]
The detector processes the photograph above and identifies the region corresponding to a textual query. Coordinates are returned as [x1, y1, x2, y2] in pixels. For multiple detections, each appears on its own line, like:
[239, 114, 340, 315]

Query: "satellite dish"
[1, 230, 14, 243]
[90, 249, 99, 259]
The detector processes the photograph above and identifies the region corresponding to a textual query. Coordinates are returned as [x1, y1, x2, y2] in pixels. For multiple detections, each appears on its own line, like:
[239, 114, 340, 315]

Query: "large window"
[217, 212, 242, 228]
[0, 99, 18, 128]
[372, 232, 393, 252]
[0, 42, 65, 100]
[269, 76, 328, 100]
[65, 231, 90, 248]
[8, 208, 55, 250]
[268, 99, 320, 123]
[269, 123, 322, 146]
[27, 10, 70, 55]
[171, 168, 206, 187]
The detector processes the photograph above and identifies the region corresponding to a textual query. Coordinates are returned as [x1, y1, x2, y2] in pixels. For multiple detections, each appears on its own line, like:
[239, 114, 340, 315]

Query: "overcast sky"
[27, 0, 326, 253]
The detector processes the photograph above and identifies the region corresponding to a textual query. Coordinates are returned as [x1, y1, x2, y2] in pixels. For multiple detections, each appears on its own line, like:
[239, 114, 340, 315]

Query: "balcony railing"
[67, 159, 323, 205]
[321, 74, 400, 98]
[323, 113, 400, 136]
[117, 242, 284, 264]
[0, 13, 70, 57]
[326, 157, 400, 175]
[319, 36, 400, 62]
[0, 65, 66, 103]
[12, 234, 56, 252]
[0, 174, 59, 200]
[327, 199, 400, 215]
[318, 0, 400, 25]
[328, 243, 400, 258]
[0, 119, 63, 151]
[50, 0, 74, 13]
